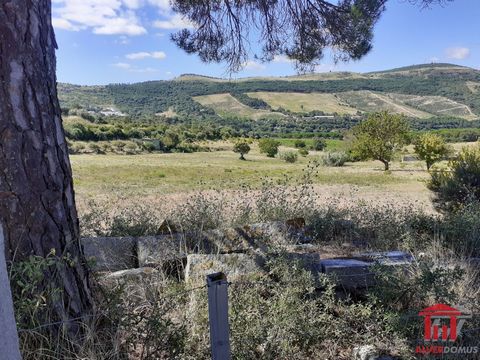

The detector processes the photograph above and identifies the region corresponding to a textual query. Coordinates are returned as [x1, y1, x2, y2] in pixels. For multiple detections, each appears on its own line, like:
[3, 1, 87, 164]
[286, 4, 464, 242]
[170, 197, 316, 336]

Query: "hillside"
[58, 63, 480, 132]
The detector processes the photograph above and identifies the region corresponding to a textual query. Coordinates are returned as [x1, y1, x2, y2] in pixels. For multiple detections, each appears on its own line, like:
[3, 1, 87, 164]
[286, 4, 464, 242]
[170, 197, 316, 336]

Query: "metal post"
[207, 272, 231, 360]
[0, 224, 22, 359]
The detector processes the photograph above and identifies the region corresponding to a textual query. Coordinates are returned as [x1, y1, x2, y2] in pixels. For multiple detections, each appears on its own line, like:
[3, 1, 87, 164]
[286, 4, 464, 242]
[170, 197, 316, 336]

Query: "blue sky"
[53, 0, 479, 85]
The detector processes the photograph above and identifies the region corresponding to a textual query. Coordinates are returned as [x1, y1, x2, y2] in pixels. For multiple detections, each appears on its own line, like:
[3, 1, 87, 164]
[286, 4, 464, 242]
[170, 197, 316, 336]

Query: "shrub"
[80, 200, 164, 237]
[294, 139, 306, 148]
[311, 137, 326, 151]
[233, 141, 251, 160]
[279, 151, 298, 163]
[112, 140, 127, 152]
[88, 142, 104, 154]
[142, 141, 156, 152]
[440, 200, 480, 255]
[298, 148, 309, 157]
[258, 138, 280, 157]
[124, 142, 138, 154]
[320, 151, 349, 167]
[68, 141, 86, 154]
[428, 146, 480, 212]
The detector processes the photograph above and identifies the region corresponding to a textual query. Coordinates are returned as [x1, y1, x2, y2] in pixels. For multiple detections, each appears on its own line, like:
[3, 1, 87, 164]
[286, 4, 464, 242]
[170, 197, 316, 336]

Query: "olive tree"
[351, 112, 410, 171]
[259, 139, 280, 157]
[233, 141, 251, 160]
[414, 133, 452, 170]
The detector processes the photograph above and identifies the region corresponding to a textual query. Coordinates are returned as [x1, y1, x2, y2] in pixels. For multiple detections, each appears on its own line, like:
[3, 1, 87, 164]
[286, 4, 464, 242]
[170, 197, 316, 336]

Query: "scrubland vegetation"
[13, 135, 480, 359]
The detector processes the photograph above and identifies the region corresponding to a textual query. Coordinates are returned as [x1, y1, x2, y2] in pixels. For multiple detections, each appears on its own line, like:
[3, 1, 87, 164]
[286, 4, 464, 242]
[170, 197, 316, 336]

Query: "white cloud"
[244, 60, 266, 71]
[115, 35, 131, 45]
[112, 62, 158, 73]
[154, 14, 195, 29]
[126, 51, 166, 60]
[52, 17, 81, 31]
[273, 55, 294, 63]
[52, 0, 196, 36]
[314, 63, 336, 72]
[445, 47, 470, 60]
[112, 62, 132, 69]
[123, 0, 142, 9]
[429, 56, 440, 63]
[130, 67, 158, 73]
[94, 16, 146, 35]
[52, 0, 147, 36]
[148, 0, 171, 13]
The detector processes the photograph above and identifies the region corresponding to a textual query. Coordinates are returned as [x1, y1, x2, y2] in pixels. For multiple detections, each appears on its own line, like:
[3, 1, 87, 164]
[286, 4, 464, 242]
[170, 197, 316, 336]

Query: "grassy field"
[247, 92, 358, 114]
[193, 93, 284, 120]
[70, 143, 435, 214]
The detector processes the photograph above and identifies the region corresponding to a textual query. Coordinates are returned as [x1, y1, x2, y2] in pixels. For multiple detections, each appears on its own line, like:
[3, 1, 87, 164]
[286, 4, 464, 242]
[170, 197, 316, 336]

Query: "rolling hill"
[58, 63, 480, 131]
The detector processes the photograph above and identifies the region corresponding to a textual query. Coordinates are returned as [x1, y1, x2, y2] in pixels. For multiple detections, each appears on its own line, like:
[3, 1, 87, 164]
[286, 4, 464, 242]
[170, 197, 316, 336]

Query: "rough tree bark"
[0, 0, 92, 334]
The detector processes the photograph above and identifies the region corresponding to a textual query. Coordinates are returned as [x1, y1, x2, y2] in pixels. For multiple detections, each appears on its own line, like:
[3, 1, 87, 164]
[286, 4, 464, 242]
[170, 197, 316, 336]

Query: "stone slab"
[320, 258, 375, 289]
[137, 234, 186, 267]
[82, 236, 137, 271]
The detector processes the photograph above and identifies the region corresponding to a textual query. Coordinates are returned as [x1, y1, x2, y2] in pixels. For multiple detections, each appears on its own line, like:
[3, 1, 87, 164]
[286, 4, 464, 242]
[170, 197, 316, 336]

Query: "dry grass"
[70, 146, 431, 212]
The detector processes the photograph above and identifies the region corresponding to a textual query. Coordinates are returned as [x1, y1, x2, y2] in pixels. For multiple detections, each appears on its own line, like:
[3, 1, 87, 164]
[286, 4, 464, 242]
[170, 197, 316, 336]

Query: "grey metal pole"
[0, 224, 22, 359]
[207, 272, 231, 360]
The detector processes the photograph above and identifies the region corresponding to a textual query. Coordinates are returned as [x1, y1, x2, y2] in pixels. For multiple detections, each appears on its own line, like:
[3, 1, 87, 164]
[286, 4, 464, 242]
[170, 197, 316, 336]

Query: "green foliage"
[294, 139, 306, 148]
[298, 148, 309, 157]
[233, 141, 251, 160]
[369, 257, 469, 342]
[311, 137, 327, 151]
[351, 111, 410, 170]
[80, 200, 164, 237]
[320, 151, 349, 167]
[414, 133, 452, 170]
[279, 151, 298, 163]
[258, 138, 280, 157]
[162, 131, 181, 150]
[59, 64, 480, 138]
[439, 201, 480, 255]
[231, 91, 271, 109]
[428, 146, 480, 212]
[9, 250, 60, 330]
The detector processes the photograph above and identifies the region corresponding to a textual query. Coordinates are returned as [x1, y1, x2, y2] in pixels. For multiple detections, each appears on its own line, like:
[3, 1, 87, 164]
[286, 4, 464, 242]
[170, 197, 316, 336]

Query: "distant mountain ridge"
[58, 63, 480, 123]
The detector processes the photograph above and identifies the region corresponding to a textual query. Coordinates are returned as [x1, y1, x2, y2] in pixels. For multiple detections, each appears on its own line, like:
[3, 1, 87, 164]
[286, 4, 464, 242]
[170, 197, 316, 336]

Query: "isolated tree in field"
[259, 139, 280, 158]
[0, 0, 92, 336]
[428, 147, 480, 213]
[233, 141, 251, 160]
[414, 133, 452, 170]
[351, 112, 410, 171]
[171, 0, 452, 72]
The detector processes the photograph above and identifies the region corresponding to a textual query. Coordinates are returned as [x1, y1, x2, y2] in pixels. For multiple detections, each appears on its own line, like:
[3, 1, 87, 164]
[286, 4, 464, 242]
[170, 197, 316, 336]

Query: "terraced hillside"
[193, 93, 285, 120]
[246, 92, 358, 114]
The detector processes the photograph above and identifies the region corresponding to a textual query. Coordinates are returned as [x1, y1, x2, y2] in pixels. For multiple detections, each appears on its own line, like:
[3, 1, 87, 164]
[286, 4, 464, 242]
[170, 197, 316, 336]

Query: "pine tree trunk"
[0, 0, 92, 335]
